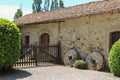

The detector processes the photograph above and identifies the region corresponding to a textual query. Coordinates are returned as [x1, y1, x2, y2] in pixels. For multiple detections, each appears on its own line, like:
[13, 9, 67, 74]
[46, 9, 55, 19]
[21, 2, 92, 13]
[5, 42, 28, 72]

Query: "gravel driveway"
[0, 65, 120, 80]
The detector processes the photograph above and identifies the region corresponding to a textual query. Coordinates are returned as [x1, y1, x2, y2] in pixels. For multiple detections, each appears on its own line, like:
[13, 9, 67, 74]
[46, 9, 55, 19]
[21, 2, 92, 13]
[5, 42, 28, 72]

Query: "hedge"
[0, 18, 21, 70]
[108, 39, 120, 76]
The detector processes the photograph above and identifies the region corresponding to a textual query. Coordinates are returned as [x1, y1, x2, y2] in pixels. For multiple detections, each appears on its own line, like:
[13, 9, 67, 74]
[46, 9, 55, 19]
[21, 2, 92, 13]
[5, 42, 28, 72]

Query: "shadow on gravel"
[0, 69, 32, 80]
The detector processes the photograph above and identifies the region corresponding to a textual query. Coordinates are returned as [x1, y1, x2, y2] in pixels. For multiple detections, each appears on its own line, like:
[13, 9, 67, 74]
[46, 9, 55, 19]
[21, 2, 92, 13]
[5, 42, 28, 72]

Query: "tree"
[54, 0, 59, 9]
[50, 0, 54, 10]
[50, 0, 58, 10]
[32, 0, 64, 12]
[14, 9, 23, 19]
[50, 0, 64, 10]
[32, 0, 42, 13]
[44, 0, 50, 11]
[59, 0, 64, 8]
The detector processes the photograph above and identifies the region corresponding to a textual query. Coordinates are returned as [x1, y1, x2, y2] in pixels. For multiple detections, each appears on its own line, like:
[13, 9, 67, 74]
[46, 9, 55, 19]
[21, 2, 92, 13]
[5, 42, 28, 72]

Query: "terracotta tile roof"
[14, 0, 120, 26]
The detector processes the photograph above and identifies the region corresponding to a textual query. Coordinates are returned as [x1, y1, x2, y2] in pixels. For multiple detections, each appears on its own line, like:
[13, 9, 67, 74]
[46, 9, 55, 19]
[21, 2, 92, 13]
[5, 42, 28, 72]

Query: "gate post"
[34, 44, 38, 66]
[58, 42, 61, 64]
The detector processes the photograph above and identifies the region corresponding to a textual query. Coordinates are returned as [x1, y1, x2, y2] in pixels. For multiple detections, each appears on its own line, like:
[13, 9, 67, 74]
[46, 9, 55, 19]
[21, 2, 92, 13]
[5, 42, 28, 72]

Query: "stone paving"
[0, 65, 120, 80]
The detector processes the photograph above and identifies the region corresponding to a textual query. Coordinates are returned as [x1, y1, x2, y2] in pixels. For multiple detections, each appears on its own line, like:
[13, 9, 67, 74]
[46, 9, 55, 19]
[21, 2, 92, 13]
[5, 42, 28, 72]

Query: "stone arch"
[38, 29, 52, 45]
[41, 33, 50, 46]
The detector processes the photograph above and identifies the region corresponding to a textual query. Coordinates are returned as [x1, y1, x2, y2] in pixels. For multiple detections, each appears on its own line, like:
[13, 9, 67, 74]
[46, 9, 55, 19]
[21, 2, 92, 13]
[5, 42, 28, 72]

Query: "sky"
[0, 0, 101, 21]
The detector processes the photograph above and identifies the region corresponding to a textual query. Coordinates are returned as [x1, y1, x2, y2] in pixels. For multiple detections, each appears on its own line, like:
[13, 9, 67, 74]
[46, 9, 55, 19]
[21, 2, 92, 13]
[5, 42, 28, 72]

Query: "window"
[25, 35, 29, 45]
[110, 31, 120, 50]
[111, 32, 120, 45]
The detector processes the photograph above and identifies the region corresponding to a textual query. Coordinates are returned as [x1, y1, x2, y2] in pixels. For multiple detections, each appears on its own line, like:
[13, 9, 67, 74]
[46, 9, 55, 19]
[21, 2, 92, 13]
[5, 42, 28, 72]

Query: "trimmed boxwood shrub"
[72, 60, 87, 69]
[0, 18, 21, 71]
[108, 39, 120, 76]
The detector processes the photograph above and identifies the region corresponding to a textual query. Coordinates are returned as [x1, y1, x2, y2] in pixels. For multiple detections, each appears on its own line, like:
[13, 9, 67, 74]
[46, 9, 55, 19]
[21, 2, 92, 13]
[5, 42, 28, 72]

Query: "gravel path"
[0, 65, 120, 80]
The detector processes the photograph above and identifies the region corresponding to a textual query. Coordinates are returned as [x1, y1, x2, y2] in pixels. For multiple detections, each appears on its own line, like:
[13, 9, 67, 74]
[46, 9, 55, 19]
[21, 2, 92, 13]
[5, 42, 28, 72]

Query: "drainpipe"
[58, 22, 61, 42]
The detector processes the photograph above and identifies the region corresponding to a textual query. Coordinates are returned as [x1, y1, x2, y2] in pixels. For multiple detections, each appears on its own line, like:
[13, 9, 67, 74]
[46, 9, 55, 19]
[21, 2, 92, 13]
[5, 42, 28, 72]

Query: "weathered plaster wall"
[20, 23, 59, 45]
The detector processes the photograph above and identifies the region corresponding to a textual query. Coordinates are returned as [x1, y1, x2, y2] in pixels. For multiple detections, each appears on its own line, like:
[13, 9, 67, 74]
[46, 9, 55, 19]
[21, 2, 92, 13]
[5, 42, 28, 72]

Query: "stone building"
[14, 0, 120, 69]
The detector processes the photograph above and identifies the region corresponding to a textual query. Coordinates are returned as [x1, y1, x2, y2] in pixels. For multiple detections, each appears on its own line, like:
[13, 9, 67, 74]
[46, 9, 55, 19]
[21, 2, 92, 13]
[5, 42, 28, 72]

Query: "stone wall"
[19, 12, 120, 64]
[59, 13, 120, 63]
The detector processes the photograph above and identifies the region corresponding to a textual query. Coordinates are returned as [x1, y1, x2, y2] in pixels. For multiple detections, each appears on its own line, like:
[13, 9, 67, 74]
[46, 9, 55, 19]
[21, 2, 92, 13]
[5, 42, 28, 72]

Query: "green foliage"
[50, 0, 64, 10]
[44, 0, 50, 11]
[108, 39, 120, 76]
[32, 0, 64, 12]
[59, 0, 64, 8]
[50, 0, 54, 10]
[73, 60, 87, 69]
[32, 0, 42, 13]
[14, 9, 23, 20]
[54, 0, 59, 9]
[0, 18, 21, 71]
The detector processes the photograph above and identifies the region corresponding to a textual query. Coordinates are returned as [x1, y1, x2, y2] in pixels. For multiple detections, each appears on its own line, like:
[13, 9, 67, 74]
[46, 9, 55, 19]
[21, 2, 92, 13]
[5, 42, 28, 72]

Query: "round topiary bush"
[108, 39, 120, 76]
[0, 18, 21, 71]
[72, 60, 87, 69]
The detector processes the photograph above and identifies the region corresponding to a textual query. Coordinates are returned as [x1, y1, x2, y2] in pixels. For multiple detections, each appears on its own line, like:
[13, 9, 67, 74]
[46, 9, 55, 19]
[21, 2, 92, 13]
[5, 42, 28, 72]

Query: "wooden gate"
[15, 42, 61, 67]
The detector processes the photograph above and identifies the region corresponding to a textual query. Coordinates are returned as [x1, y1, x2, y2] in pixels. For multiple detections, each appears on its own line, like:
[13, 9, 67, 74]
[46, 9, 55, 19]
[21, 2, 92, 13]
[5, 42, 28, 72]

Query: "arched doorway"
[110, 31, 120, 49]
[39, 33, 50, 61]
[40, 33, 50, 46]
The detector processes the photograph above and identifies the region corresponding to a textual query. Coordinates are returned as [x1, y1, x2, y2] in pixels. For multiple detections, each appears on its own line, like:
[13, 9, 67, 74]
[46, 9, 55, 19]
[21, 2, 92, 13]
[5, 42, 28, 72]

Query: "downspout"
[88, 15, 91, 36]
[58, 20, 65, 42]
[58, 22, 61, 42]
